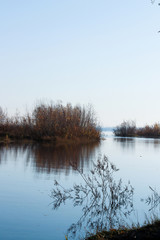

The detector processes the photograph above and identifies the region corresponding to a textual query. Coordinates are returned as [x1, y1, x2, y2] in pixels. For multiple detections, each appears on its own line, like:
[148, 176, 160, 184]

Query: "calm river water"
[1, 132, 160, 239]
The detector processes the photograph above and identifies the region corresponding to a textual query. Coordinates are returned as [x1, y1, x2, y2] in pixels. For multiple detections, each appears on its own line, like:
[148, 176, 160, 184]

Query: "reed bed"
[114, 121, 160, 138]
[0, 103, 101, 142]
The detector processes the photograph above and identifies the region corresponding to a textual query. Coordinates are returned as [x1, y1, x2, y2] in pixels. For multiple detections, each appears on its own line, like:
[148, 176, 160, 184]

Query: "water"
[0, 134, 160, 239]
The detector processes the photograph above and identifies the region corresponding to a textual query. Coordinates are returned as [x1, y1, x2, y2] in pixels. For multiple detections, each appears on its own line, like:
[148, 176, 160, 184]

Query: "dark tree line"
[114, 121, 160, 138]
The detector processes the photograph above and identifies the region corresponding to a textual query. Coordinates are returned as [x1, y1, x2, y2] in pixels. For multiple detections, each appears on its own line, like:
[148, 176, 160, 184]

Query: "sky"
[0, 0, 160, 127]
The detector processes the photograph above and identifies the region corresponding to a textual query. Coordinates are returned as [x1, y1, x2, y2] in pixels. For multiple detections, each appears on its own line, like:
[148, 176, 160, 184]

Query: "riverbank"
[87, 221, 160, 240]
[0, 135, 100, 146]
[114, 121, 160, 139]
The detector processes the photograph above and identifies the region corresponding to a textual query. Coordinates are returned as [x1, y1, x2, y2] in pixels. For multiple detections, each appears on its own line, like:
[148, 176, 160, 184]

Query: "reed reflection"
[114, 137, 160, 151]
[114, 137, 135, 150]
[0, 142, 99, 175]
[143, 139, 160, 150]
[51, 155, 134, 239]
[142, 187, 160, 212]
[141, 187, 160, 226]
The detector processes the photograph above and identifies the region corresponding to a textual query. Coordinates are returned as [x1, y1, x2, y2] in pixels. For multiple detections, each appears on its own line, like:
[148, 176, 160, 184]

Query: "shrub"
[113, 121, 136, 137]
[0, 102, 101, 142]
[114, 121, 160, 138]
[137, 123, 160, 138]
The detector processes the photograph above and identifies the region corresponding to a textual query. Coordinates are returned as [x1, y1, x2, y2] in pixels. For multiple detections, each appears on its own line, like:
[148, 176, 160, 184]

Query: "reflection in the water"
[114, 137, 160, 150]
[141, 187, 160, 226]
[143, 187, 160, 212]
[51, 155, 134, 239]
[143, 139, 160, 149]
[1, 136, 160, 240]
[0, 142, 99, 175]
[114, 137, 135, 150]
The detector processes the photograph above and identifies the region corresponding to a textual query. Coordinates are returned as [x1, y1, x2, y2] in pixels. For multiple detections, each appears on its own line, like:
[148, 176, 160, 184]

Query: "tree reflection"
[51, 155, 134, 239]
[0, 142, 99, 175]
[114, 137, 135, 150]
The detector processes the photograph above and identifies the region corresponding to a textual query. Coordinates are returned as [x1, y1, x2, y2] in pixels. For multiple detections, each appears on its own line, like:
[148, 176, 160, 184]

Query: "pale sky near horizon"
[0, 1, 160, 127]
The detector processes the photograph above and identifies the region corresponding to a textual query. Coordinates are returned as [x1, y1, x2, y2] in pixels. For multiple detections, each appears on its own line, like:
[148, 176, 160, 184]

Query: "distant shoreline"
[113, 121, 160, 139]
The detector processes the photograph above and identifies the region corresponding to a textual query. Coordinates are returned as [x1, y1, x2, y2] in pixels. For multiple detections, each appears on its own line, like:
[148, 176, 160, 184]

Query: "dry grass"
[87, 220, 160, 240]
[0, 103, 101, 142]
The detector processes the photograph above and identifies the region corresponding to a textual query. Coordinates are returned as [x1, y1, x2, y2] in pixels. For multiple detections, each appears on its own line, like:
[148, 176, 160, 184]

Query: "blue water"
[0, 135, 160, 239]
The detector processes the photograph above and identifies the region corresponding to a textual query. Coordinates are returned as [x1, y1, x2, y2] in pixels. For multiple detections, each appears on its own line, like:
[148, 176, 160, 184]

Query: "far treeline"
[0, 102, 101, 143]
[114, 121, 160, 138]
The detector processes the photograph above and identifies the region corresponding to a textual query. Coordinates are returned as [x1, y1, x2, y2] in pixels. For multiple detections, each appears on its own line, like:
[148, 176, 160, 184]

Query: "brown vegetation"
[137, 123, 160, 138]
[87, 220, 160, 239]
[0, 141, 100, 174]
[113, 121, 136, 137]
[0, 102, 101, 142]
[114, 121, 160, 138]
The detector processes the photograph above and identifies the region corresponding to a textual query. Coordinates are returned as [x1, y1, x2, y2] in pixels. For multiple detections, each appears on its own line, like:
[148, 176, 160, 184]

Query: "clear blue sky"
[0, 0, 160, 127]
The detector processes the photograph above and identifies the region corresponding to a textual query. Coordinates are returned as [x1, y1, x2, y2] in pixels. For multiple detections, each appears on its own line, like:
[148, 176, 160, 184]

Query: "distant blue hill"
[101, 127, 114, 132]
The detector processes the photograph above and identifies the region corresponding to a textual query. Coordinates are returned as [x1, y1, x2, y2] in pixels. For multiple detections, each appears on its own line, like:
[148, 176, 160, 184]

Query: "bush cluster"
[113, 121, 136, 137]
[137, 123, 160, 138]
[114, 121, 160, 138]
[0, 102, 101, 142]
